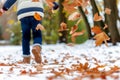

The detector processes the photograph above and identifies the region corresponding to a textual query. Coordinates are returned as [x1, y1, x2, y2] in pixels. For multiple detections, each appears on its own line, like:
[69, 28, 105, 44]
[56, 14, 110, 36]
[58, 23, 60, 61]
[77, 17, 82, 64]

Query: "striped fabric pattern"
[3, 0, 44, 20]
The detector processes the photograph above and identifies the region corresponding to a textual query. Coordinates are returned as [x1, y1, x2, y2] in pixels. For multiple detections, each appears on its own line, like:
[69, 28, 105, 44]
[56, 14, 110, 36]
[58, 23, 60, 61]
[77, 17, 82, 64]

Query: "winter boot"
[23, 56, 31, 64]
[32, 45, 42, 64]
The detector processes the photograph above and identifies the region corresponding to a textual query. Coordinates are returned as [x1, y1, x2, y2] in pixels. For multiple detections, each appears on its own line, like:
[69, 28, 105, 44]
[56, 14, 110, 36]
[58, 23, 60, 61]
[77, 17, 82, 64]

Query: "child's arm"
[2, 0, 17, 11]
[52, 1, 59, 10]
[42, 0, 59, 10]
[0, 0, 17, 16]
[0, 8, 5, 16]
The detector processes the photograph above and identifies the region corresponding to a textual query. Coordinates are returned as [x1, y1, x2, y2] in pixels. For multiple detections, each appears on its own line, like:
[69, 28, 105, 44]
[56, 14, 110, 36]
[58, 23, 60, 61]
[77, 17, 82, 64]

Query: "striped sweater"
[2, 0, 58, 20]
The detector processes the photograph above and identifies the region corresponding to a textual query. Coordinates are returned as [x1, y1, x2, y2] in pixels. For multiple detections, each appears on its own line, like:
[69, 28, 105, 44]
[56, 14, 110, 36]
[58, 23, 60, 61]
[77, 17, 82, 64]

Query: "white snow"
[0, 40, 120, 80]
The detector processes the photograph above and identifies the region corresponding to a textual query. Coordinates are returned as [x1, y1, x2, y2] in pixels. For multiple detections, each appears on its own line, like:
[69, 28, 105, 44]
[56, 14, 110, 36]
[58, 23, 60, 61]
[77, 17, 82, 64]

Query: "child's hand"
[0, 11, 2, 16]
[0, 9, 5, 16]
[36, 23, 45, 31]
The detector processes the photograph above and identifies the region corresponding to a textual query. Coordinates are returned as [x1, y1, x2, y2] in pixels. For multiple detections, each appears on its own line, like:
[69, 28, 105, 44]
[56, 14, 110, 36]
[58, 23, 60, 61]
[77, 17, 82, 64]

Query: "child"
[0, 0, 59, 64]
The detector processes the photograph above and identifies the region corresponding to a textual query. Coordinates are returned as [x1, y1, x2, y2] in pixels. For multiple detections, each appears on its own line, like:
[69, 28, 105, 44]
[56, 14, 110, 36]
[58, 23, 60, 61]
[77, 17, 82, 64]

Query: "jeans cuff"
[32, 43, 42, 48]
[22, 55, 31, 57]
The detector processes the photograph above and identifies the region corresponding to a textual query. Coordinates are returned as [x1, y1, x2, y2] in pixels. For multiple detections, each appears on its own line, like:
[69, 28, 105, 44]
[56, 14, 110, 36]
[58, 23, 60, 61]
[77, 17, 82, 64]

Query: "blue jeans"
[20, 16, 42, 57]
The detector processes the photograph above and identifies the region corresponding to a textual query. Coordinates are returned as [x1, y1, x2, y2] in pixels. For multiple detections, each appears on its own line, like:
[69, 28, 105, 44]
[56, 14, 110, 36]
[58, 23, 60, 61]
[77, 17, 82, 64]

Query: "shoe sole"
[32, 48, 42, 64]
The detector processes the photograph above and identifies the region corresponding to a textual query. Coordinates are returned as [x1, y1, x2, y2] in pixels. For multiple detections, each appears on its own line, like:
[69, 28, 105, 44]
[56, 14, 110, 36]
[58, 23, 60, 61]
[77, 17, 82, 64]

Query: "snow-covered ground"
[0, 40, 120, 80]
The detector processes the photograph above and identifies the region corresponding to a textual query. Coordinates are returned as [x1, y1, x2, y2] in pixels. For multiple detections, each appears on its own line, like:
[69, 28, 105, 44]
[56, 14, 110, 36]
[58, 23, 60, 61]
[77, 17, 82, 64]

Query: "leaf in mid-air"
[70, 25, 78, 34]
[103, 24, 108, 30]
[84, 8, 89, 14]
[71, 30, 85, 43]
[105, 8, 111, 15]
[62, 0, 77, 13]
[93, 13, 103, 21]
[91, 26, 102, 34]
[94, 32, 110, 46]
[68, 12, 81, 21]
[58, 22, 69, 31]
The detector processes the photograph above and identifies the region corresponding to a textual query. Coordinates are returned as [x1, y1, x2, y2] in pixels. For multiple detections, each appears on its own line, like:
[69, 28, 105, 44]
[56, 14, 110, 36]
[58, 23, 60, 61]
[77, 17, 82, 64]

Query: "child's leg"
[20, 17, 31, 63]
[30, 17, 42, 64]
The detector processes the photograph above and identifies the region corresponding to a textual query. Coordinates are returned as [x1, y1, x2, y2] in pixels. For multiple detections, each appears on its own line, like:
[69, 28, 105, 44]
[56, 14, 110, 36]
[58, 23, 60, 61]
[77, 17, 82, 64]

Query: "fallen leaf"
[32, 0, 39, 2]
[83, 62, 89, 70]
[36, 64, 43, 71]
[20, 70, 27, 75]
[29, 69, 39, 76]
[9, 67, 14, 72]
[93, 13, 103, 21]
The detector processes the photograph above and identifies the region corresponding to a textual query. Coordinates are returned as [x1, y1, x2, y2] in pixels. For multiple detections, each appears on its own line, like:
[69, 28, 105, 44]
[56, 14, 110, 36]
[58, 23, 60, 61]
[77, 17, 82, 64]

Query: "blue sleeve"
[53, 2, 59, 10]
[2, 0, 17, 11]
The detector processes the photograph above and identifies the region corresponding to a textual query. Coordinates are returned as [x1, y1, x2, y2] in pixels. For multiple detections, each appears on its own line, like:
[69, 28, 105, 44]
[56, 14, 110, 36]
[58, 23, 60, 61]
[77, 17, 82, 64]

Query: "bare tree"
[104, 0, 120, 45]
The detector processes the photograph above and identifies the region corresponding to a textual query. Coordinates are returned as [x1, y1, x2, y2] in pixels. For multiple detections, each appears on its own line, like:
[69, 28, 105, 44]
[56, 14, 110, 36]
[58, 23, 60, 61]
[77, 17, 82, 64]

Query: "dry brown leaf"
[71, 30, 85, 37]
[36, 24, 45, 31]
[93, 13, 103, 21]
[83, 62, 89, 70]
[75, 0, 83, 6]
[68, 12, 81, 21]
[46, 0, 55, 8]
[58, 22, 69, 31]
[34, 12, 42, 21]
[20, 70, 27, 75]
[94, 32, 110, 46]
[62, 0, 77, 13]
[84, 8, 89, 14]
[71, 30, 85, 43]
[36, 64, 43, 71]
[105, 8, 111, 15]
[103, 24, 108, 30]
[32, 0, 39, 2]
[29, 69, 39, 76]
[91, 26, 102, 34]
[9, 67, 14, 72]
[81, 0, 90, 7]
[0, 72, 3, 74]
[70, 25, 78, 34]
[0, 63, 8, 66]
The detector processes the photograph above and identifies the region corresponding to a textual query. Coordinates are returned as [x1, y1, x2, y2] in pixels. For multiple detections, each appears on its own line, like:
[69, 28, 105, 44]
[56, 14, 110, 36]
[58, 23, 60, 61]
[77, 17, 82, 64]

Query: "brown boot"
[23, 56, 31, 64]
[32, 45, 42, 64]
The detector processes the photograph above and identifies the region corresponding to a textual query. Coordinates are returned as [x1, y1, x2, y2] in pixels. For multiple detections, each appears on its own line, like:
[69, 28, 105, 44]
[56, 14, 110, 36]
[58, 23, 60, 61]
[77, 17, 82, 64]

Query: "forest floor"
[0, 40, 120, 80]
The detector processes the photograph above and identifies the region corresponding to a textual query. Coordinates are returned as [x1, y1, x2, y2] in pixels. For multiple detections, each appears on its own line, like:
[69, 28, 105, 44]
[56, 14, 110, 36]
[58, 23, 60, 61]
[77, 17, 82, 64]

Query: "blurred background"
[0, 0, 120, 45]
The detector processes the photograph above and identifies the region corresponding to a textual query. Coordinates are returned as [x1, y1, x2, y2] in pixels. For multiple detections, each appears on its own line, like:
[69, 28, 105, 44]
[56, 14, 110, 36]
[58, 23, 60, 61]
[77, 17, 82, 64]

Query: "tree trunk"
[58, 0, 68, 43]
[90, 0, 105, 28]
[104, 0, 120, 45]
[78, 6, 92, 39]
